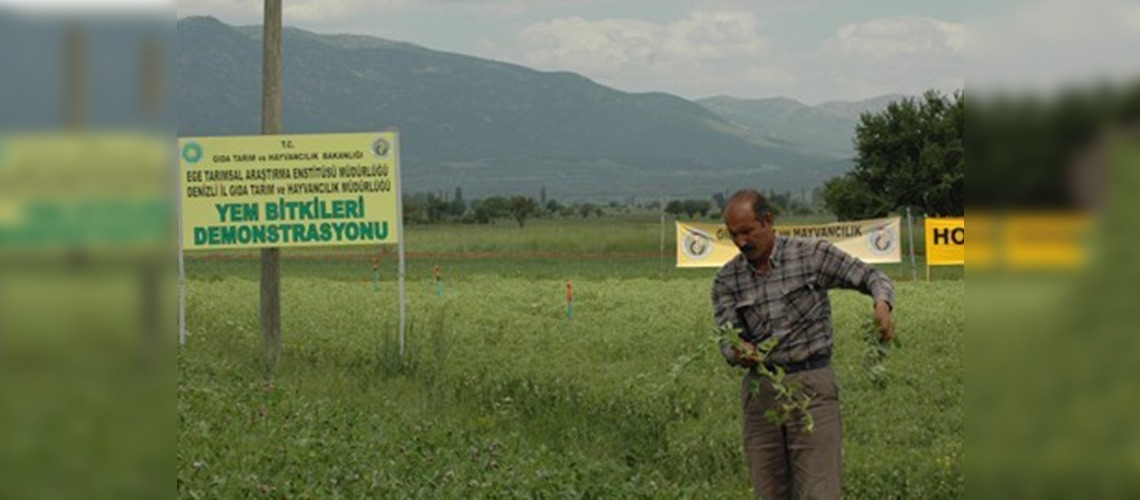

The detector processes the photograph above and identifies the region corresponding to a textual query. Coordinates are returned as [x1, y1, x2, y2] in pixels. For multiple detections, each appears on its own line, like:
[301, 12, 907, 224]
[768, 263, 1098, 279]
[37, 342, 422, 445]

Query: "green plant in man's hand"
[714, 325, 815, 433]
[862, 315, 901, 389]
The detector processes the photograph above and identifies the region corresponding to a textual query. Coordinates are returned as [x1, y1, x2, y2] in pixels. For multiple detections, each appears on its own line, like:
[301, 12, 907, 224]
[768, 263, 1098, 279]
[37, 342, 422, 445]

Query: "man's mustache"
[740, 243, 757, 254]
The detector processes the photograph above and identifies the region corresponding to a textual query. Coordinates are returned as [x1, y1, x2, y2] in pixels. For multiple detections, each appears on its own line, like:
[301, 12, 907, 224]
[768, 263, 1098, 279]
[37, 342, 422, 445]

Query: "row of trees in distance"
[403, 188, 615, 228]
[403, 186, 827, 228]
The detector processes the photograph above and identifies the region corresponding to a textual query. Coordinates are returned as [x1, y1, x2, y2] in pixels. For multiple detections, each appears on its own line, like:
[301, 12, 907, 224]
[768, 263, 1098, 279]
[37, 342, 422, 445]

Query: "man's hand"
[721, 340, 760, 368]
[737, 341, 760, 368]
[874, 300, 894, 342]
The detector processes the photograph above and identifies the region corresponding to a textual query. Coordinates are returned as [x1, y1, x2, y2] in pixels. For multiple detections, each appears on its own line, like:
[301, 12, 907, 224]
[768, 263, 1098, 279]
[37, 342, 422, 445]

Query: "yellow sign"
[925, 218, 964, 266]
[1003, 213, 1091, 269]
[676, 217, 902, 268]
[179, 132, 400, 250]
[965, 213, 994, 268]
[0, 133, 170, 255]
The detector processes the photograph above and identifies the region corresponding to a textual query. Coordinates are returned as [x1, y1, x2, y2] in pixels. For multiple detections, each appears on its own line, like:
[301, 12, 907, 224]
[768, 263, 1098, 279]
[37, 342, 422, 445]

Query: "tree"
[510, 196, 538, 228]
[712, 192, 727, 212]
[474, 196, 511, 224]
[768, 192, 790, 214]
[402, 195, 426, 224]
[664, 200, 685, 218]
[682, 200, 697, 219]
[449, 187, 467, 218]
[822, 178, 851, 220]
[823, 174, 885, 221]
[545, 199, 562, 215]
[789, 199, 814, 216]
[426, 194, 449, 223]
[824, 90, 964, 218]
[681, 199, 710, 219]
[811, 186, 826, 210]
[695, 200, 712, 218]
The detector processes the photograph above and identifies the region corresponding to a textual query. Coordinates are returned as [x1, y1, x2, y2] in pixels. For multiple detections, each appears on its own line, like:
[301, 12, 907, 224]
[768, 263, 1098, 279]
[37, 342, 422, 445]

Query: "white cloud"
[739, 15, 964, 103]
[825, 15, 963, 59]
[504, 5, 780, 96]
[517, 8, 767, 70]
[497, 9, 965, 102]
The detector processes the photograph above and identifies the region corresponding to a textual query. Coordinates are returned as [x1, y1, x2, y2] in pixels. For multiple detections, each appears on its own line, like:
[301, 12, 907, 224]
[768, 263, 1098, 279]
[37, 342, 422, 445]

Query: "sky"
[172, 0, 966, 105]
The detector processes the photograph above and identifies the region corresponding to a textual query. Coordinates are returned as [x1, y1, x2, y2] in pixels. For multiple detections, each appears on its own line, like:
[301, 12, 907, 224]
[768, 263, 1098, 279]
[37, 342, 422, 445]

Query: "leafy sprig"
[714, 324, 815, 433]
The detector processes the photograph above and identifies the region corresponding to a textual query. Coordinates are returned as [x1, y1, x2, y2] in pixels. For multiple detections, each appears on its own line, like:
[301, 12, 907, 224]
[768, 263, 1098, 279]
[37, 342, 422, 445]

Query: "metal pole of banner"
[907, 206, 917, 281]
[395, 132, 407, 356]
[177, 135, 187, 347]
[178, 209, 186, 347]
[659, 195, 665, 279]
[141, 35, 161, 353]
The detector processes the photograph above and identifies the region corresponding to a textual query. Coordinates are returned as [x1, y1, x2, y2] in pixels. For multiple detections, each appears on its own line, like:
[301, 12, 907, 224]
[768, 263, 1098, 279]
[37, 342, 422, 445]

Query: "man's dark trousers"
[741, 365, 842, 500]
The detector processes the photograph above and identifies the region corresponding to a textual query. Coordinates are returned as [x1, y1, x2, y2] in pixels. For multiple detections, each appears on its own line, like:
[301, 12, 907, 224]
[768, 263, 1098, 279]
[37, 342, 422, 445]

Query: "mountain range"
[171, 17, 901, 201]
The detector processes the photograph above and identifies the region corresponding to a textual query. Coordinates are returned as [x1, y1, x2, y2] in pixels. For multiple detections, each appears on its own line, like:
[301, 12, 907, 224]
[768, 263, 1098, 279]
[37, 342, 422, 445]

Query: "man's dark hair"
[728, 189, 773, 220]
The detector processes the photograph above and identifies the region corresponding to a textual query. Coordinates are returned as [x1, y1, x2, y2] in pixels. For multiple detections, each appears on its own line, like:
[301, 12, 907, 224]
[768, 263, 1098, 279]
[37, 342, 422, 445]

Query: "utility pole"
[66, 24, 85, 130]
[659, 195, 665, 279]
[141, 33, 161, 352]
[261, 0, 283, 365]
[906, 206, 918, 281]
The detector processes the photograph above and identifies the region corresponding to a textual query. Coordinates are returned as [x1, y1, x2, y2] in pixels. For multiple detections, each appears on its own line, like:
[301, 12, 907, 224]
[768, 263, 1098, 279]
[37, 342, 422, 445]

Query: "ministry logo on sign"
[371, 138, 390, 158]
[682, 228, 714, 260]
[182, 142, 203, 164]
[867, 224, 897, 256]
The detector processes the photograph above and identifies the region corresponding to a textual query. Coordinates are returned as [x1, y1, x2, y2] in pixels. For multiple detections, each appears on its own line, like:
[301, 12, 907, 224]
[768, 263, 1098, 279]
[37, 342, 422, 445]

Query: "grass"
[177, 212, 964, 497]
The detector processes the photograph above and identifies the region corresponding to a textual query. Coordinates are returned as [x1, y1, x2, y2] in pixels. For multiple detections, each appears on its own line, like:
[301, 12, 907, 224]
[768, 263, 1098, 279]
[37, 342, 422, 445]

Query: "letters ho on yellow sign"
[925, 218, 964, 266]
[179, 132, 400, 250]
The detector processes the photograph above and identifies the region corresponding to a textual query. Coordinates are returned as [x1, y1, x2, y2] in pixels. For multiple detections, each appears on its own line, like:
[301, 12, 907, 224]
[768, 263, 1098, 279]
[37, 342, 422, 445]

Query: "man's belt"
[759, 354, 830, 375]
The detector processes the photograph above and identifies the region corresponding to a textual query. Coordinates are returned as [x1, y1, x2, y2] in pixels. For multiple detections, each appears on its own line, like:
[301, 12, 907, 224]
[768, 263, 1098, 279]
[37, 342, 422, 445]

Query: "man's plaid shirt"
[712, 235, 894, 366]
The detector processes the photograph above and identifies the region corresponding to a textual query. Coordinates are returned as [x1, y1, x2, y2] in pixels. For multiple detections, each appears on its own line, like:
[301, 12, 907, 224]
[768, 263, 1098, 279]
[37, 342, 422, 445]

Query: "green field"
[178, 214, 964, 498]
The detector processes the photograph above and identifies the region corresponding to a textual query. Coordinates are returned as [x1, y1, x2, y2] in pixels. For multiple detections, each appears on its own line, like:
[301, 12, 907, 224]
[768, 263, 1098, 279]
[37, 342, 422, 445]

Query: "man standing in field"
[712, 189, 895, 499]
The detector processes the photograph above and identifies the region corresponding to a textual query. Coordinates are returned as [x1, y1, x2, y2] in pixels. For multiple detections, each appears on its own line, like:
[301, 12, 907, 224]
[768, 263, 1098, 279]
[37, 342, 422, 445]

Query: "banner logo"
[867, 224, 897, 256]
[371, 138, 390, 158]
[682, 227, 714, 260]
